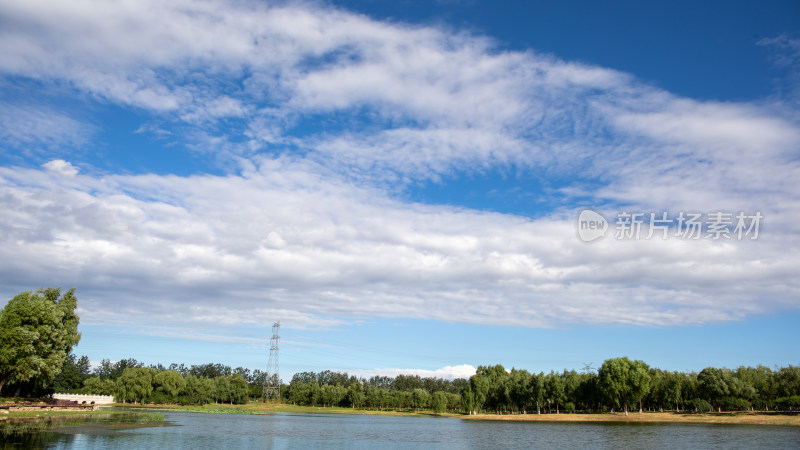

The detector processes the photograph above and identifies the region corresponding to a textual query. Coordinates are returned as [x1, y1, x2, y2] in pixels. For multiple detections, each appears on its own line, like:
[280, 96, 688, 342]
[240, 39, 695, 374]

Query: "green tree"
[598, 357, 650, 415]
[229, 374, 249, 404]
[53, 352, 92, 392]
[469, 373, 489, 414]
[575, 372, 600, 412]
[83, 376, 116, 395]
[664, 371, 683, 411]
[544, 371, 566, 414]
[735, 365, 774, 409]
[460, 383, 476, 414]
[530, 372, 545, 414]
[154, 370, 186, 401]
[321, 384, 347, 407]
[346, 384, 365, 409]
[116, 367, 155, 403]
[190, 363, 232, 379]
[95, 358, 142, 380]
[629, 360, 652, 413]
[445, 392, 461, 412]
[475, 365, 508, 414]
[698, 367, 731, 411]
[181, 375, 214, 405]
[562, 370, 581, 411]
[213, 376, 232, 404]
[0, 288, 81, 395]
[411, 388, 430, 412]
[509, 369, 532, 413]
[430, 391, 448, 414]
[776, 366, 800, 398]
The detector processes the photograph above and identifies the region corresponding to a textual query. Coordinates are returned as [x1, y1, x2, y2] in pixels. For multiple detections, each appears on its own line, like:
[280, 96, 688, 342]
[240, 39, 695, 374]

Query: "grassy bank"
[118, 402, 800, 426]
[0, 410, 165, 438]
[6, 402, 797, 427]
[1, 409, 113, 420]
[465, 411, 800, 426]
[120, 401, 461, 418]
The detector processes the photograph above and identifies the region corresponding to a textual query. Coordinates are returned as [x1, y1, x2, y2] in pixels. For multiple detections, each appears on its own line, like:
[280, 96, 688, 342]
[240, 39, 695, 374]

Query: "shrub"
[776, 395, 800, 411]
[719, 397, 750, 411]
[689, 399, 713, 413]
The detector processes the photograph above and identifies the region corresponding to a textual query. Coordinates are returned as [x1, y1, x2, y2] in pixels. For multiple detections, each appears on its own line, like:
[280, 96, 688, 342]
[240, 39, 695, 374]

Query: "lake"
[5, 410, 800, 448]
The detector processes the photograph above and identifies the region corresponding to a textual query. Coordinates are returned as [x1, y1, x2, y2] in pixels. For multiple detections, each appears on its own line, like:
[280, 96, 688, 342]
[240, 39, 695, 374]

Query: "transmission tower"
[263, 321, 281, 401]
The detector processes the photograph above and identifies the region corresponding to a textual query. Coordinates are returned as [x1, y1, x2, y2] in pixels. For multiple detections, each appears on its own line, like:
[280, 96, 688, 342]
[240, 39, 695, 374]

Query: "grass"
[2, 409, 112, 419]
[10, 401, 795, 427]
[112, 402, 800, 426]
[121, 401, 461, 418]
[0, 411, 165, 437]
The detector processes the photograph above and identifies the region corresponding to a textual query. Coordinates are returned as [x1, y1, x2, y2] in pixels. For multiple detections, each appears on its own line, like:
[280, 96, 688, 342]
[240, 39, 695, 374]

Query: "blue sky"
[1, 0, 799, 381]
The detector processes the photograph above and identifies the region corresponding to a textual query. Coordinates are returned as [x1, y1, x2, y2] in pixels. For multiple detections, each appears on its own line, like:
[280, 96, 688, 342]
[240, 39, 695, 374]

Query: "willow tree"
[0, 288, 81, 394]
[598, 357, 651, 415]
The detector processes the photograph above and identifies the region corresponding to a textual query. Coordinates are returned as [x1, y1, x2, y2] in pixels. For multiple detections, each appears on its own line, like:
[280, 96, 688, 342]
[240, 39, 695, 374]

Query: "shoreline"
[5, 402, 799, 427]
[117, 403, 800, 426]
[116, 402, 462, 418]
[465, 411, 800, 426]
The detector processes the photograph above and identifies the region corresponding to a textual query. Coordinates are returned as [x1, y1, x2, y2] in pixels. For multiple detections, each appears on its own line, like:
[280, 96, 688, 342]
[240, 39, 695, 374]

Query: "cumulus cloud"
[350, 364, 477, 380]
[42, 159, 79, 176]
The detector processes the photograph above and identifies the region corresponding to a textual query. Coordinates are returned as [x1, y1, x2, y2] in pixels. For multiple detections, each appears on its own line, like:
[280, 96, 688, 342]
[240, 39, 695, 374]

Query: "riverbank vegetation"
[460, 359, 800, 416]
[2, 289, 799, 417]
[0, 411, 165, 440]
[123, 401, 463, 418]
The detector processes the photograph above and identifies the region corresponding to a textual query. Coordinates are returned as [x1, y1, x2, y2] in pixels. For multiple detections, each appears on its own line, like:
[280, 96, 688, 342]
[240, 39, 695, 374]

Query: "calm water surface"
[5, 411, 800, 449]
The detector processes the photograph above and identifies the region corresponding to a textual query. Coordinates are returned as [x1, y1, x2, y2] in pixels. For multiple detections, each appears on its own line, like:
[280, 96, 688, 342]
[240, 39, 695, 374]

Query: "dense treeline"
[52, 358, 467, 411]
[285, 370, 466, 413]
[46, 356, 800, 412]
[49, 355, 268, 405]
[3, 289, 799, 413]
[461, 358, 800, 415]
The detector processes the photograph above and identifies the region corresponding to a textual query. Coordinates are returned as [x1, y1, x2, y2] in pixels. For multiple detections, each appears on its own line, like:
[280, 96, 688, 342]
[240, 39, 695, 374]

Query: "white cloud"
[758, 34, 800, 105]
[0, 102, 92, 151]
[0, 158, 798, 333]
[42, 159, 79, 177]
[0, 0, 799, 339]
[349, 364, 477, 380]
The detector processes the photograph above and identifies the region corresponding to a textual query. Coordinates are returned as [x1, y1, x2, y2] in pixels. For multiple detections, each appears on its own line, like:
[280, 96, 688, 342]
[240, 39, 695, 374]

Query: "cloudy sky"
[1, 0, 798, 379]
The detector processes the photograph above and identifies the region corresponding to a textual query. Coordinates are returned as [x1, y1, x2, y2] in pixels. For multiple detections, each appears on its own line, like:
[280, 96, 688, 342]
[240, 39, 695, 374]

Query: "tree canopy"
[598, 357, 651, 414]
[0, 288, 81, 394]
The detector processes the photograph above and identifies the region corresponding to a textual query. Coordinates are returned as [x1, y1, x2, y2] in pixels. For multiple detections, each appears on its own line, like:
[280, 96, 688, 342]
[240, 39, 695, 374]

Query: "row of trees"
[83, 367, 250, 405]
[50, 356, 270, 405]
[289, 371, 466, 394]
[287, 382, 461, 414]
[3, 288, 799, 413]
[285, 371, 464, 413]
[460, 358, 800, 415]
[51, 356, 800, 412]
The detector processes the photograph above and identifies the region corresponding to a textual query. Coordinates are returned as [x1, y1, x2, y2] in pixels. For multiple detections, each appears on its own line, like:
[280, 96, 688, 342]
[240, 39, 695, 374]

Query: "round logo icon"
[577, 209, 608, 242]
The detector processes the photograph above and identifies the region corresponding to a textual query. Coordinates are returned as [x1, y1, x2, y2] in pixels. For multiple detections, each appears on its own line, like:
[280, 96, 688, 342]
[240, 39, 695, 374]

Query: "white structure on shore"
[53, 393, 115, 405]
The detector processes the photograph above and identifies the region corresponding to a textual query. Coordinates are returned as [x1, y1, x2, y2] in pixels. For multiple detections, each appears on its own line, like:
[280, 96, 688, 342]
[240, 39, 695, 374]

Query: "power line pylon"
[262, 321, 280, 401]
